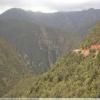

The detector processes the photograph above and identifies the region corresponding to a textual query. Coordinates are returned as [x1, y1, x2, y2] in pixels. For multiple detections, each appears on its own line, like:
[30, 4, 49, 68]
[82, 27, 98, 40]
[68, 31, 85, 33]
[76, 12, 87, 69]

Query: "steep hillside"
[5, 24, 100, 98]
[81, 23, 100, 48]
[0, 8, 100, 73]
[0, 38, 31, 96]
[5, 53, 100, 97]
[0, 19, 73, 73]
[0, 9, 81, 73]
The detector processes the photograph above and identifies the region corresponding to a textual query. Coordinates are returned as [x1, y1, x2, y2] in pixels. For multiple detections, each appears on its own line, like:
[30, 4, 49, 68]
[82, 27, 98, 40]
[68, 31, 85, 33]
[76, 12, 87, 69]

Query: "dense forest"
[0, 8, 100, 98]
[0, 38, 32, 96]
[0, 8, 100, 73]
[3, 21, 100, 98]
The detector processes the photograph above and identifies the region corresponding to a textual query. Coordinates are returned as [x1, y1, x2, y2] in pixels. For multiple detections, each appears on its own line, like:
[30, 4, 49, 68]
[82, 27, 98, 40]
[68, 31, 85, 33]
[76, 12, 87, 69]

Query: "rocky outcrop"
[73, 44, 100, 57]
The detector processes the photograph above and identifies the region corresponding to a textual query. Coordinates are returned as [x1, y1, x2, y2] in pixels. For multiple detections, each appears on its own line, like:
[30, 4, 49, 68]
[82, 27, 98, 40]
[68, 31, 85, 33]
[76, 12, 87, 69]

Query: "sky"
[0, 0, 100, 13]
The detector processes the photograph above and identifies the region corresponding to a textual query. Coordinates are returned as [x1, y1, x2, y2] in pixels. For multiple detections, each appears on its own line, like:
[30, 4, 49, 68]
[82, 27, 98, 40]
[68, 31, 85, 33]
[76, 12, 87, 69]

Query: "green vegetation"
[5, 53, 100, 97]
[0, 9, 100, 98]
[1, 8, 100, 73]
[0, 38, 31, 96]
[0, 17, 78, 73]
[5, 23, 100, 98]
[81, 23, 100, 48]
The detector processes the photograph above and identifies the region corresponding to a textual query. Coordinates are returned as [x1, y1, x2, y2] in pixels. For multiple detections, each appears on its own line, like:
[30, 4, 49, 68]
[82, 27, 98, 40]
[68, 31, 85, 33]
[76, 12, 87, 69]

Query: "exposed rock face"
[90, 44, 100, 50]
[81, 49, 90, 57]
[73, 44, 100, 57]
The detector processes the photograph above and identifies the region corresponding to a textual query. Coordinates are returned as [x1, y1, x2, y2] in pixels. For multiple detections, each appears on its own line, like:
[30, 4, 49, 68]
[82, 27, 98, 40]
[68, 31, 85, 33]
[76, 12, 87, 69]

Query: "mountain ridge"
[1, 8, 100, 33]
[0, 8, 100, 73]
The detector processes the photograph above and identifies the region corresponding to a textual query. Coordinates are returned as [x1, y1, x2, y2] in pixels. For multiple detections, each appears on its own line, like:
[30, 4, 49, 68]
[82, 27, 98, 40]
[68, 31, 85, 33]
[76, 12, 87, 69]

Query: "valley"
[0, 8, 100, 98]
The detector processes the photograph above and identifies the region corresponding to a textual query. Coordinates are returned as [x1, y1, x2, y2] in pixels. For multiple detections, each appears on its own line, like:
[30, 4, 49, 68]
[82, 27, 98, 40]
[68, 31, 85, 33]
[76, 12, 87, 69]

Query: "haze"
[0, 0, 100, 13]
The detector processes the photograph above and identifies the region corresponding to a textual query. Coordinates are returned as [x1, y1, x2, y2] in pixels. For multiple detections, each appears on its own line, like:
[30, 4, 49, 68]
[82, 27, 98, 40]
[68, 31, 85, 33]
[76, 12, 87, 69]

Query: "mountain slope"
[0, 8, 100, 73]
[0, 18, 71, 73]
[0, 38, 31, 96]
[0, 9, 80, 73]
[30, 8, 100, 34]
[5, 53, 100, 97]
[1, 8, 100, 34]
[5, 24, 100, 98]
[81, 23, 100, 48]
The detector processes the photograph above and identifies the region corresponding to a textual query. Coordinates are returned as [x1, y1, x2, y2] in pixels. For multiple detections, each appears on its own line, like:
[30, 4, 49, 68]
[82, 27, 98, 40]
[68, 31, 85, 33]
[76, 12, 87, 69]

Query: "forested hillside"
[5, 23, 100, 98]
[0, 8, 80, 73]
[0, 38, 31, 96]
[0, 8, 100, 73]
[81, 23, 100, 48]
[5, 52, 100, 97]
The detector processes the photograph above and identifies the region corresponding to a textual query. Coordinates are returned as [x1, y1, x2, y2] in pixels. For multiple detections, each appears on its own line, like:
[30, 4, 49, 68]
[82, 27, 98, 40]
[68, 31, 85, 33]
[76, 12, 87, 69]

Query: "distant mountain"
[0, 38, 31, 97]
[0, 8, 80, 73]
[1, 8, 100, 34]
[0, 8, 100, 73]
[30, 8, 100, 34]
[0, 17, 72, 73]
[1, 8, 100, 35]
[5, 23, 100, 98]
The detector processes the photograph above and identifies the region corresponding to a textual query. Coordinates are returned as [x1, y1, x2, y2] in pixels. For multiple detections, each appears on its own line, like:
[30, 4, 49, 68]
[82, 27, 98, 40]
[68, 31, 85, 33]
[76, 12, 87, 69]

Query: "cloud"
[0, 0, 100, 13]
[41, 0, 100, 11]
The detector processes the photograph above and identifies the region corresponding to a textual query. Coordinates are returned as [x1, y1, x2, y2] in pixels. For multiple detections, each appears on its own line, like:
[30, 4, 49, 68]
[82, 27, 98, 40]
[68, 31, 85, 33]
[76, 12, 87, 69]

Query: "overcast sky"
[0, 0, 100, 13]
